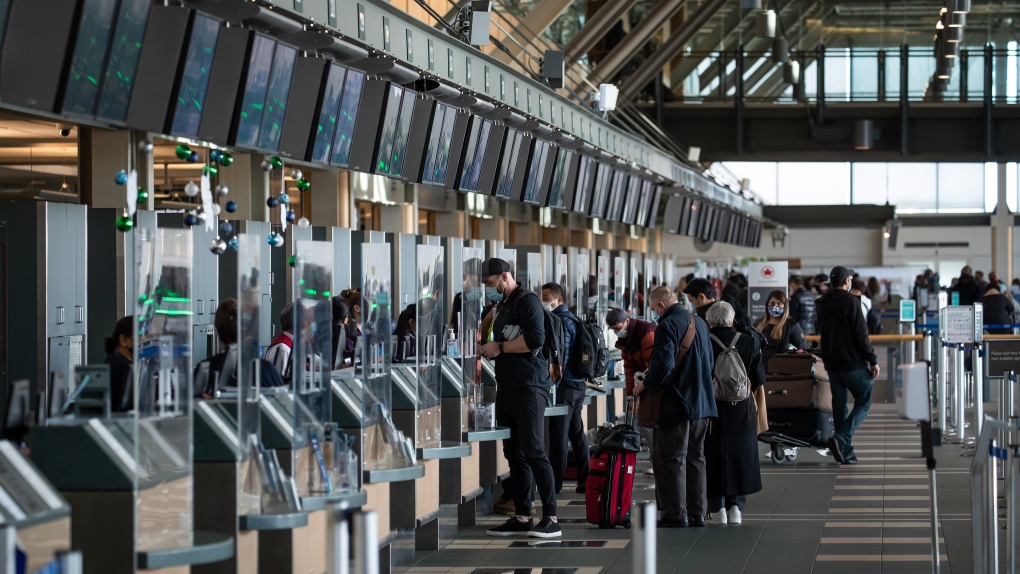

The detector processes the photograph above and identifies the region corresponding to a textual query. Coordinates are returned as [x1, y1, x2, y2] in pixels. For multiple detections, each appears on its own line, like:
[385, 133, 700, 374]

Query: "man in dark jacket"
[817, 266, 879, 465]
[787, 275, 817, 336]
[633, 286, 716, 528]
[951, 266, 982, 306]
[608, 307, 658, 476]
[541, 282, 589, 494]
[480, 259, 560, 538]
[682, 278, 750, 330]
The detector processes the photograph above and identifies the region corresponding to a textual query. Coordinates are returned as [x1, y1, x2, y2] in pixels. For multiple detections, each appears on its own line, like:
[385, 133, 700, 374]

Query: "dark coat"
[642, 303, 717, 424]
[816, 288, 878, 373]
[951, 273, 982, 306]
[757, 320, 806, 369]
[705, 326, 765, 499]
[552, 304, 583, 385]
[788, 287, 817, 336]
[616, 318, 656, 395]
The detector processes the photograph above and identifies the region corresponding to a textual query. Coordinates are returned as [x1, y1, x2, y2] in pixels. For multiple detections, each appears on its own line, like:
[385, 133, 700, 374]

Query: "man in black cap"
[682, 278, 750, 329]
[478, 258, 560, 538]
[816, 265, 879, 465]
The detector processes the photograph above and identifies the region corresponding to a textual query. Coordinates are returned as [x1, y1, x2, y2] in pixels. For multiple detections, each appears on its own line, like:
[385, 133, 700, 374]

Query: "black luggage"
[766, 408, 834, 447]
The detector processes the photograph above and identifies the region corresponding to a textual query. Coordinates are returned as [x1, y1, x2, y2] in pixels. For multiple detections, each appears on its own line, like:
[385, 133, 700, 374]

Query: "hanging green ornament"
[175, 144, 191, 160]
[269, 156, 283, 169]
[203, 164, 219, 176]
[115, 212, 134, 232]
[218, 152, 233, 167]
[288, 255, 297, 268]
[296, 178, 311, 192]
[136, 188, 149, 203]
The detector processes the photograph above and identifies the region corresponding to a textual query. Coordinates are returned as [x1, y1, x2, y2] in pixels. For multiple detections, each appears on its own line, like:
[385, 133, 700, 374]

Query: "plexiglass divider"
[460, 249, 488, 431]
[631, 253, 643, 319]
[526, 253, 543, 294]
[292, 240, 335, 498]
[555, 252, 569, 306]
[613, 255, 627, 311]
[415, 244, 444, 449]
[361, 243, 414, 471]
[574, 249, 591, 321]
[597, 255, 610, 332]
[133, 227, 194, 552]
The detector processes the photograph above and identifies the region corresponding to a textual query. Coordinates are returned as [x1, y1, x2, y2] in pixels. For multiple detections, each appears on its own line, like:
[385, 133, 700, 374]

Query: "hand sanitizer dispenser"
[896, 363, 930, 422]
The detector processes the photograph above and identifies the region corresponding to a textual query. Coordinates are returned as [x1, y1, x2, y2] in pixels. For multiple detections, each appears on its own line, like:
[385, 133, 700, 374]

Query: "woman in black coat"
[754, 289, 806, 369]
[704, 301, 765, 525]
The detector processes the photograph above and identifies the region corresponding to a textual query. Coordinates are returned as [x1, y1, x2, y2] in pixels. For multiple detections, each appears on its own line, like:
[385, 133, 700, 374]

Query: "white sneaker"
[727, 506, 742, 524]
[707, 511, 728, 525]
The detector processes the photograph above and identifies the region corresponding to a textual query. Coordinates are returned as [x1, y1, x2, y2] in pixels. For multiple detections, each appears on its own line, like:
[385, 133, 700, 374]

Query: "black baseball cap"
[606, 308, 628, 326]
[480, 258, 512, 279]
[829, 266, 854, 287]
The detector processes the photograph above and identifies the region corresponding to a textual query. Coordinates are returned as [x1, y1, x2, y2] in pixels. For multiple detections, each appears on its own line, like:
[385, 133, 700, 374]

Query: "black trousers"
[496, 386, 558, 518]
[708, 495, 747, 513]
[548, 385, 589, 490]
[651, 418, 709, 521]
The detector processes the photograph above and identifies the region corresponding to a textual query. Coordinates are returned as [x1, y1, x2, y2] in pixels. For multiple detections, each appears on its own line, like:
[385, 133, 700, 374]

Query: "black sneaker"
[529, 517, 562, 538]
[843, 452, 858, 465]
[574, 482, 586, 494]
[656, 518, 688, 528]
[827, 437, 846, 464]
[487, 517, 533, 537]
[689, 515, 707, 527]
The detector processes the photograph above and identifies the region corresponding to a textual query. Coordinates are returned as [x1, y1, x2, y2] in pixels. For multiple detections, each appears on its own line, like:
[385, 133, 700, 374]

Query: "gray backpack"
[710, 333, 751, 402]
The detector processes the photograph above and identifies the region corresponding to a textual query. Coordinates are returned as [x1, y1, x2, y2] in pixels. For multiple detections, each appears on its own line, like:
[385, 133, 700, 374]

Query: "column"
[309, 168, 342, 227]
[993, 163, 1013, 282]
[80, 129, 154, 209]
[216, 153, 269, 222]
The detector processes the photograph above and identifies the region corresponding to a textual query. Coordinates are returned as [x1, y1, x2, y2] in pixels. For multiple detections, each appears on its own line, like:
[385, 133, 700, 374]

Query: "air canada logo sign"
[761, 265, 776, 280]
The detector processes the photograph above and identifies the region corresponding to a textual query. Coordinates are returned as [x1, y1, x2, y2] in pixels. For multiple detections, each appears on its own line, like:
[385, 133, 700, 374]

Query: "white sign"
[749, 261, 788, 288]
[943, 306, 976, 344]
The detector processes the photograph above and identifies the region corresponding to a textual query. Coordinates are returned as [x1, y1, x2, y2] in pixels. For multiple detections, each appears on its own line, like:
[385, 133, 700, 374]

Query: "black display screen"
[256, 43, 296, 151]
[377, 88, 416, 178]
[522, 140, 551, 204]
[169, 14, 219, 137]
[458, 117, 491, 192]
[309, 64, 347, 163]
[61, 0, 118, 117]
[0, 1, 11, 56]
[546, 148, 573, 209]
[373, 84, 404, 175]
[494, 129, 523, 198]
[634, 180, 653, 226]
[421, 103, 456, 186]
[589, 163, 613, 218]
[331, 69, 365, 167]
[604, 171, 628, 221]
[95, 0, 151, 123]
[573, 155, 596, 212]
[647, 186, 663, 228]
[234, 34, 276, 148]
[621, 176, 642, 224]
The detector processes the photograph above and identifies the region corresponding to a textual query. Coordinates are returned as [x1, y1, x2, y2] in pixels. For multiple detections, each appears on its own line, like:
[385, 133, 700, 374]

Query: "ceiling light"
[782, 60, 801, 84]
[741, 0, 762, 9]
[772, 37, 789, 64]
[945, 25, 962, 42]
[853, 119, 873, 150]
[953, 0, 970, 14]
[948, 11, 965, 27]
[944, 42, 960, 58]
[755, 10, 776, 38]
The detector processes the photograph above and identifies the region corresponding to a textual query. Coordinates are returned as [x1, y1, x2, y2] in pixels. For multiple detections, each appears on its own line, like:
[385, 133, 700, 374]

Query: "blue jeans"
[829, 367, 874, 458]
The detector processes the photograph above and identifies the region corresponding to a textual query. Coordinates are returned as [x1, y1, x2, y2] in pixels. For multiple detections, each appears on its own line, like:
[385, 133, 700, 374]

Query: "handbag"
[637, 317, 697, 428]
[597, 397, 642, 453]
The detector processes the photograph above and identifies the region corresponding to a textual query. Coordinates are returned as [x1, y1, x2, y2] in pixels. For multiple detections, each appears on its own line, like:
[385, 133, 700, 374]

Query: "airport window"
[428, 39, 434, 70]
[382, 17, 390, 52]
[406, 30, 413, 62]
[357, 4, 365, 40]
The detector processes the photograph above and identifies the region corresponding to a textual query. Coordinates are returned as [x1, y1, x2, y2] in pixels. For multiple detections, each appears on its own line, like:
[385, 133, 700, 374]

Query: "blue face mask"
[650, 310, 660, 323]
[464, 289, 482, 303]
[485, 286, 503, 302]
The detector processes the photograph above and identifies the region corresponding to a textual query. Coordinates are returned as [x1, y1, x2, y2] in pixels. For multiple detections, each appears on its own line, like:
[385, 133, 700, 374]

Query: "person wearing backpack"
[541, 282, 589, 494]
[703, 302, 765, 525]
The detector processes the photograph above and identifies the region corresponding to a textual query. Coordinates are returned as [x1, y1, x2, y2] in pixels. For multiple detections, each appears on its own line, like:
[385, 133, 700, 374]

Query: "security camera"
[56, 124, 73, 137]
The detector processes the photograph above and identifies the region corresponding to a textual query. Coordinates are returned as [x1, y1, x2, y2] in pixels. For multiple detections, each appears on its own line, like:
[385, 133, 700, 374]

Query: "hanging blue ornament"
[267, 196, 279, 208]
[184, 213, 198, 227]
[225, 201, 238, 213]
[188, 151, 200, 163]
[210, 149, 223, 162]
[114, 170, 128, 185]
[285, 210, 296, 223]
[219, 221, 234, 236]
[267, 232, 284, 247]
[278, 192, 290, 204]
[228, 237, 239, 251]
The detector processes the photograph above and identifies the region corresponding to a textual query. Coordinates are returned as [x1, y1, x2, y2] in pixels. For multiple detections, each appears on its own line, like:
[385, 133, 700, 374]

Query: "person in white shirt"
[264, 302, 295, 380]
[851, 279, 871, 319]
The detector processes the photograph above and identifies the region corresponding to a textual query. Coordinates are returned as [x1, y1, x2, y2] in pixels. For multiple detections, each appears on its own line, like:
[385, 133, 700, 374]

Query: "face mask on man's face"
[542, 301, 556, 312]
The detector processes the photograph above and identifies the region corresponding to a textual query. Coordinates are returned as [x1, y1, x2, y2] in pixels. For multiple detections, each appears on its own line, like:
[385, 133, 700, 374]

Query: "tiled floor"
[404, 404, 975, 573]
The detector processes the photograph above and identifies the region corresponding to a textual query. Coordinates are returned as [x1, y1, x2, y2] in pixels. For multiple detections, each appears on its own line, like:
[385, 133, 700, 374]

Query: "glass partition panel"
[555, 253, 568, 306]
[237, 233, 263, 514]
[497, 249, 517, 278]
[460, 249, 483, 431]
[613, 255, 626, 310]
[630, 254, 641, 318]
[292, 240, 333, 496]
[133, 227, 193, 551]
[526, 253, 543, 294]
[575, 249, 591, 320]
[596, 256, 609, 328]
[643, 258, 654, 320]
[416, 244, 444, 448]
[362, 243, 412, 469]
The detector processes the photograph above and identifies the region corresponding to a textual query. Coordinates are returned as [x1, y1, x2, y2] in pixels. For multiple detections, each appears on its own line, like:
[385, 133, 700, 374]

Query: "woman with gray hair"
[703, 301, 765, 525]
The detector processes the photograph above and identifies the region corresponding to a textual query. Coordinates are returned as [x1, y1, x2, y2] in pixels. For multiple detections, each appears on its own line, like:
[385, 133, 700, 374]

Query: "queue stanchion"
[906, 322, 917, 364]
[975, 344, 985, 439]
[939, 341, 950, 440]
[632, 501, 657, 574]
[329, 503, 351, 574]
[955, 345, 968, 444]
[353, 510, 379, 574]
[971, 416, 1016, 574]
[0, 526, 15, 574]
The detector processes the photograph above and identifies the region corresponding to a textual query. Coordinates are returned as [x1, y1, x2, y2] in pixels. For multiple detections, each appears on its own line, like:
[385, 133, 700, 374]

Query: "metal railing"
[971, 415, 1020, 574]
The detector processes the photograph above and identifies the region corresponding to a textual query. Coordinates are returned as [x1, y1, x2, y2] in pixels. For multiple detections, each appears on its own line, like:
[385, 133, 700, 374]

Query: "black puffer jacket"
[788, 287, 817, 336]
[816, 289, 877, 373]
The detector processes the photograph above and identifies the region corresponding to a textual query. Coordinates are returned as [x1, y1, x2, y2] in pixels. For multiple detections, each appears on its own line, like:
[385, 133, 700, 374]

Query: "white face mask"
[542, 301, 557, 312]
[615, 328, 628, 338]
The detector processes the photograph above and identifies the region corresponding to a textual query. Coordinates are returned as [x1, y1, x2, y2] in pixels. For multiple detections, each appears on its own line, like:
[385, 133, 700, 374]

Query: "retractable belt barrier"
[632, 501, 657, 574]
[971, 416, 1020, 574]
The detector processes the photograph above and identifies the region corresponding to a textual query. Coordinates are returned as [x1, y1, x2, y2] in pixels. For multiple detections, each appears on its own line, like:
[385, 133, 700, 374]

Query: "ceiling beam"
[586, 0, 690, 87]
[563, 0, 640, 63]
[492, 0, 575, 65]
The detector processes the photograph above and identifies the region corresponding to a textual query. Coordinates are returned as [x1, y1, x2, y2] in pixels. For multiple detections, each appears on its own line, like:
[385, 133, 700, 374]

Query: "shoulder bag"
[637, 317, 697, 428]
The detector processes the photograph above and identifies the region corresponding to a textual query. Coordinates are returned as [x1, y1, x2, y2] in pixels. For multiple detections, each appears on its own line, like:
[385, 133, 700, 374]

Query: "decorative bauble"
[184, 213, 198, 227]
[114, 170, 128, 185]
[202, 164, 218, 176]
[260, 159, 273, 172]
[289, 168, 303, 181]
[267, 196, 279, 208]
[218, 152, 233, 167]
[115, 214, 133, 232]
[175, 144, 191, 160]
[278, 192, 290, 204]
[267, 232, 284, 247]
[219, 221, 234, 236]
[215, 183, 229, 197]
[136, 188, 149, 203]
[295, 178, 311, 192]
[228, 237, 239, 251]
[269, 156, 283, 169]
[210, 150, 222, 162]
[138, 140, 154, 154]
[210, 204, 221, 216]
[194, 210, 207, 225]
[285, 210, 296, 223]
[184, 181, 199, 197]
[288, 255, 297, 268]
[209, 237, 227, 255]
[225, 201, 238, 213]
[188, 151, 200, 163]
[297, 217, 310, 228]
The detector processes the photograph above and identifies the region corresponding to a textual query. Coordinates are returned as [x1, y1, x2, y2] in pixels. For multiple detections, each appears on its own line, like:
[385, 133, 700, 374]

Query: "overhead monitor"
[253, 42, 297, 151]
[546, 148, 577, 210]
[94, 0, 152, 124]
[61, 0, 120, 118]
[421, 102, 457, 186]
[685, 199, 700, 236]
[588, 163, 614, 219]
[278, 57, 329, 160]
[572, 155, 597, 214]
[604, 171, 629, 222]
[232, 34, 277, 149]
[646, 186, 663, 229]
[307, 63, 347, 163]
[330, 69, 366, 167]
[168, 14, 221, 138]
[124, 5, 193, 133]
[457, 116, 492, 193]
[196, 27, 250, 146]
[522, 140, 553, 205]
[620, 176, 643, 224]
[0, 0, 78, 113]
[374, 86, 418, 179]
[634, 180, 654, 227]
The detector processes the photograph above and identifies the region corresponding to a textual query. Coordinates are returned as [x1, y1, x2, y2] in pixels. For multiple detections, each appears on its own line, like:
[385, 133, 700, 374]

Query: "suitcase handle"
[625, 396, 637, 428]
[768, 390, 788, 395]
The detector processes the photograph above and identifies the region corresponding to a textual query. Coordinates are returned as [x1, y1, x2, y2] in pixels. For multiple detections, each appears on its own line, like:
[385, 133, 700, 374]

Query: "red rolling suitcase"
[585, 398, 638, 529]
